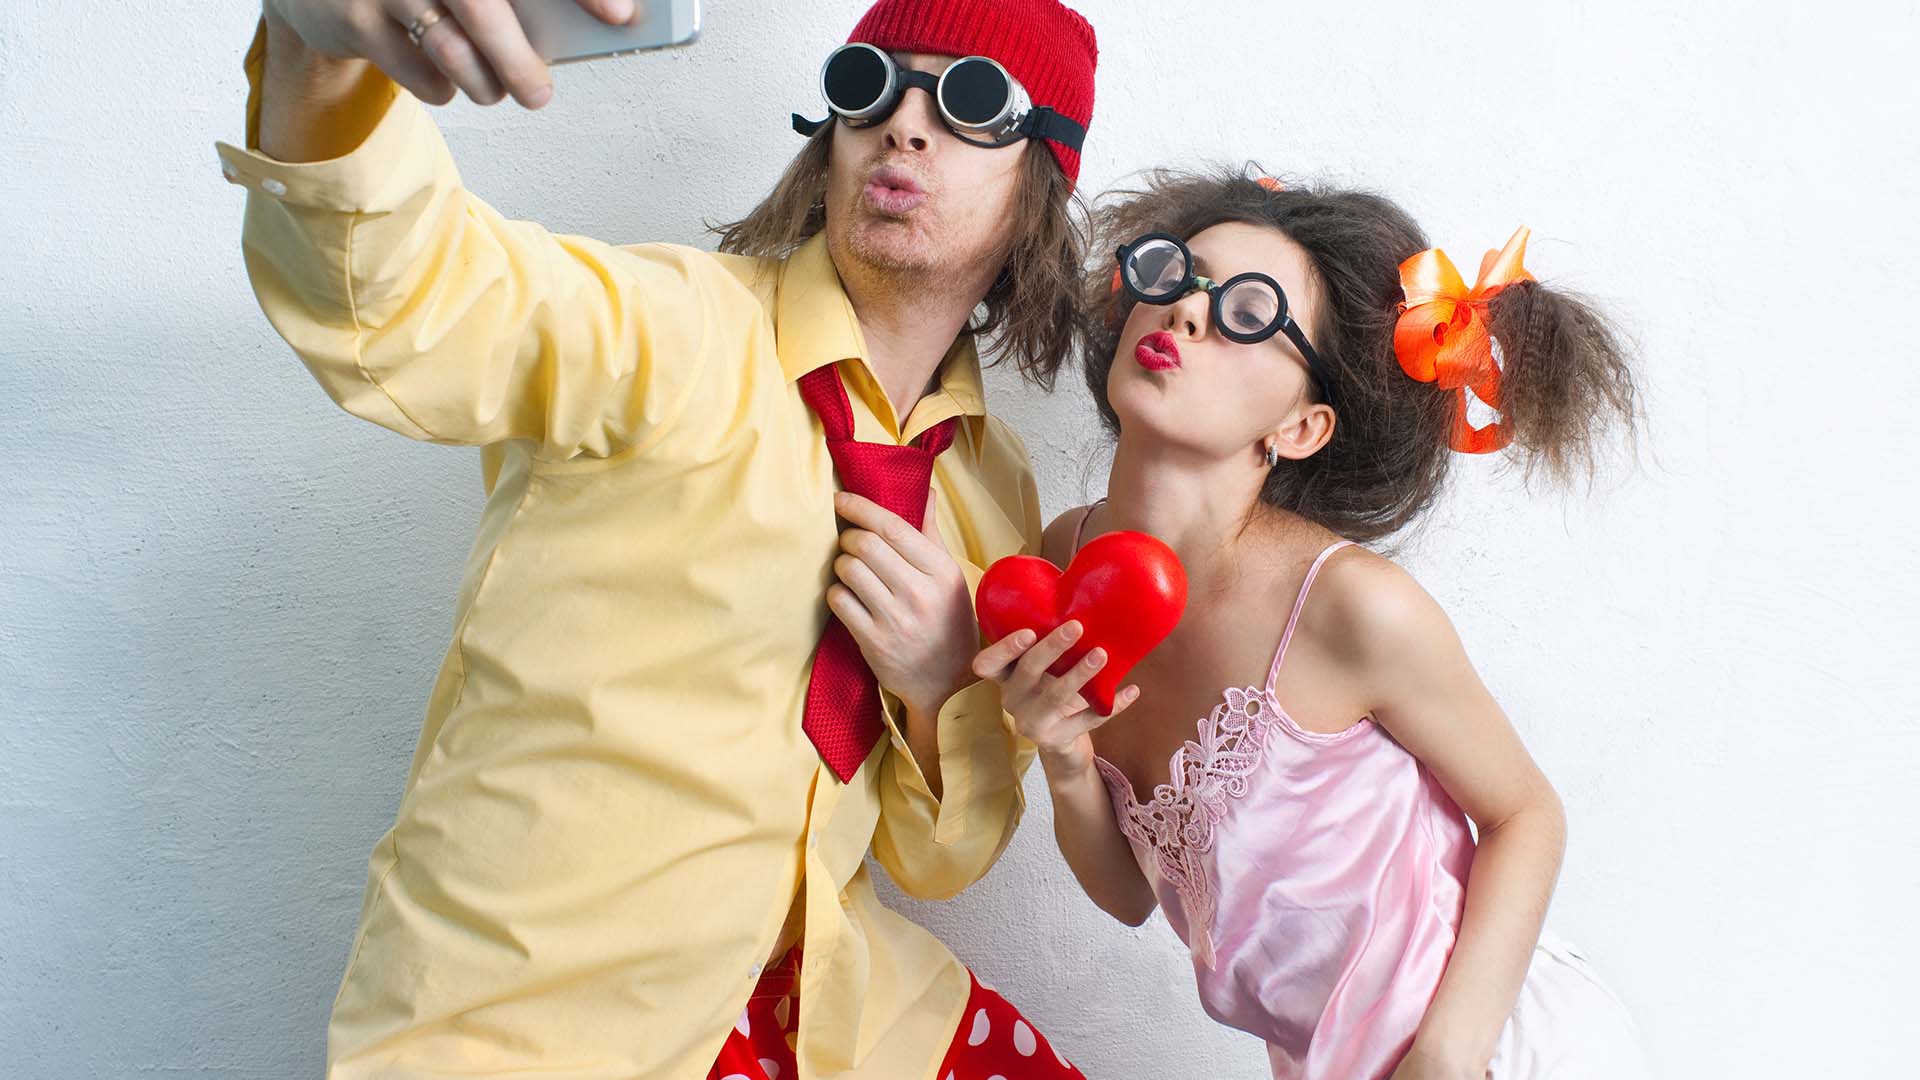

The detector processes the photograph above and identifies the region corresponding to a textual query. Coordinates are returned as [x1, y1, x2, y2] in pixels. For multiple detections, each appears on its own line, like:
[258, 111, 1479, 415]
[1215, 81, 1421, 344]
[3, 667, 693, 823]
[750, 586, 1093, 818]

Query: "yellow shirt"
[216, 31, 1041, 1080]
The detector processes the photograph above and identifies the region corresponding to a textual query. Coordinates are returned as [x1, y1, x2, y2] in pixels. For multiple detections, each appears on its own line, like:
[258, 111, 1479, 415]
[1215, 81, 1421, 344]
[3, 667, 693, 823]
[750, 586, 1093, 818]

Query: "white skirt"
[1487, 932, 1651, 1080]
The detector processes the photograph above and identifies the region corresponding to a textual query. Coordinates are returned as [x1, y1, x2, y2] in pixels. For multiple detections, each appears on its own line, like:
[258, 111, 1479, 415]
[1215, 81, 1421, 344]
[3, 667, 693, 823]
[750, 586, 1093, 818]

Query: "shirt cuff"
[213, 18, 437, 214]
[880, 679, 1020, 846]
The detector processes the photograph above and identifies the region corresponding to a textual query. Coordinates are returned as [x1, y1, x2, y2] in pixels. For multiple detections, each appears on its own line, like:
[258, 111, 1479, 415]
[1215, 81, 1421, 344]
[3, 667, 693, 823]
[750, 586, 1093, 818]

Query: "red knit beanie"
[847, 0, 1099, 185]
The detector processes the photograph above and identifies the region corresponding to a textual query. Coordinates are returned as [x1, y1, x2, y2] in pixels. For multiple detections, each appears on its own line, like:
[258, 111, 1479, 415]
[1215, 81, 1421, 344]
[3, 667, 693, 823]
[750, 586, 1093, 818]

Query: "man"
[217, 0, 1098, 1077]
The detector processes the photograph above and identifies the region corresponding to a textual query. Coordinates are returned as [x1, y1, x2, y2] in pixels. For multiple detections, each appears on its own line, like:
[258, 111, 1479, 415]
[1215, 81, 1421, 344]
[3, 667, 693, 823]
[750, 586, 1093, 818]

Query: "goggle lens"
[823, 44, 892, 117]
[939, 57, 1013, 128]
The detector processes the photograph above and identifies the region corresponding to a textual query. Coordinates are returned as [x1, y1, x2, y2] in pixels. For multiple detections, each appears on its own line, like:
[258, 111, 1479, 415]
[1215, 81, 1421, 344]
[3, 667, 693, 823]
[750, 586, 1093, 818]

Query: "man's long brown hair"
[711, 125, 1087, 389]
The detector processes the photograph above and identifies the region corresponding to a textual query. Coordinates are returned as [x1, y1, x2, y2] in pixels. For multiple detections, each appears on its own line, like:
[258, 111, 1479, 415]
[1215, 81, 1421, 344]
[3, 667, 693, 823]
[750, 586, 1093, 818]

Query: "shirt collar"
[774, 233, 988, 442]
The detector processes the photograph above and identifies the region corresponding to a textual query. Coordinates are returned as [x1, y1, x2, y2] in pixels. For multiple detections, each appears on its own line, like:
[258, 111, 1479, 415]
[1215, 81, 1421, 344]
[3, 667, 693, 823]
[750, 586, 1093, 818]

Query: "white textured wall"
[4, 1, 1916, 1077]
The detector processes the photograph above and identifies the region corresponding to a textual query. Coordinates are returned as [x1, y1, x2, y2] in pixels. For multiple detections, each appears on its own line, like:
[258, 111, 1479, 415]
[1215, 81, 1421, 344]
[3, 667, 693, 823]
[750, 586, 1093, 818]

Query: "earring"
[1263, 444, 1279, 468]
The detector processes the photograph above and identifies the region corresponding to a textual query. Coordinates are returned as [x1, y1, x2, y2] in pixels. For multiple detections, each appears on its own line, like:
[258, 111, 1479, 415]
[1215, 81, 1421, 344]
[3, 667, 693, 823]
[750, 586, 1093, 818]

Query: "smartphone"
[511, 1, 701, 64]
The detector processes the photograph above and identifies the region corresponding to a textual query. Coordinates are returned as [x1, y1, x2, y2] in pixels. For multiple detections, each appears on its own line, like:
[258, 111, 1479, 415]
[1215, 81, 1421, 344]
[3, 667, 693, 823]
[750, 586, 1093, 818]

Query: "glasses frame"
[1115, 231, 1334, 402]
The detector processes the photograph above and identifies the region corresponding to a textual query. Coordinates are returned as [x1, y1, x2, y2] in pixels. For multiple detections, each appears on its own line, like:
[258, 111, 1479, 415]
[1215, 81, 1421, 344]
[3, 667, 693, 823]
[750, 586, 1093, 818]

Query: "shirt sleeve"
[870, 416, 1046, 900]
[871, 680, 1036, 901]
[215, 24, 750, 461]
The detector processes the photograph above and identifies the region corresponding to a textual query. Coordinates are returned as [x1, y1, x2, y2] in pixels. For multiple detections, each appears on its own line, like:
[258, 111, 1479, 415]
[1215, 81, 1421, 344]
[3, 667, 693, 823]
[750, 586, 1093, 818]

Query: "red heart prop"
[975, 531, 1188, 716]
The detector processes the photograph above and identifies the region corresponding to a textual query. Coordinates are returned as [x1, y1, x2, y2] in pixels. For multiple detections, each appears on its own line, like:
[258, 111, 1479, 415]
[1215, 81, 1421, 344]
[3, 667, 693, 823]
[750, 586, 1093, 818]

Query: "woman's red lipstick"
[1135, 331, 1182, 371]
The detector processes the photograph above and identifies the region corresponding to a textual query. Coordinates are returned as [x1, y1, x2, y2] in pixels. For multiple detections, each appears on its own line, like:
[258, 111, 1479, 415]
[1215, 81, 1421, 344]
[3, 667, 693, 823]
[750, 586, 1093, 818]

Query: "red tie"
[797, 364, 959, 782]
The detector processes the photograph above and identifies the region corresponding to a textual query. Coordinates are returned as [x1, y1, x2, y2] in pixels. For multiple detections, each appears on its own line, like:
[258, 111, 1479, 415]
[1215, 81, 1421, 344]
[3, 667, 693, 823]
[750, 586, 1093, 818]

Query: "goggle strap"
[1020, 107, 1086, 152]
[792, 113, 829, 137]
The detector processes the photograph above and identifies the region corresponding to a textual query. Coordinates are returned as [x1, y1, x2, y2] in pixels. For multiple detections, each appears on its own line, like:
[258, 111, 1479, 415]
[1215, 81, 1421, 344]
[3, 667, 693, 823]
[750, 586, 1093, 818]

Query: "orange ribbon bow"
[1394, 225, 1535, 454]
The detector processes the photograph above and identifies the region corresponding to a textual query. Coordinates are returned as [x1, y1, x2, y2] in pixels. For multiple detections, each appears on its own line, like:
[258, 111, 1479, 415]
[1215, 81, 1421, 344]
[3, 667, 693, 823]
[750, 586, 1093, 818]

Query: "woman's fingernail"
[527, 83, 553, 108]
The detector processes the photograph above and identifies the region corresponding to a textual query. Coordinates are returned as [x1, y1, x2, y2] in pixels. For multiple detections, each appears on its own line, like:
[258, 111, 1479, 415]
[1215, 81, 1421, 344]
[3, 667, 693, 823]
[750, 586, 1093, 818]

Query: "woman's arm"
[1036, 730, 1160, 926]
[969, 509, 1159, 925]
[1335, 559, 1566, 1079]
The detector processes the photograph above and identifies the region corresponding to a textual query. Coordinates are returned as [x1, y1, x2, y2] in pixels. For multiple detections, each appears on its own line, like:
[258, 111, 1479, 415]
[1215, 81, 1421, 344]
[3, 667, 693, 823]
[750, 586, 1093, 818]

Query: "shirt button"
[807, 833, 818, 850]
[749, 962, 764, 979]
[220, 161, 239, 182]
[261, 177, 288, 197]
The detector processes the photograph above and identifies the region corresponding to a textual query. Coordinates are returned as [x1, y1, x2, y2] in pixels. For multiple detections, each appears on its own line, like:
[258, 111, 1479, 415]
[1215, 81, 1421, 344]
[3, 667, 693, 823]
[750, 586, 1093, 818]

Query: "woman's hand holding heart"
[972, 622, 1141, 776]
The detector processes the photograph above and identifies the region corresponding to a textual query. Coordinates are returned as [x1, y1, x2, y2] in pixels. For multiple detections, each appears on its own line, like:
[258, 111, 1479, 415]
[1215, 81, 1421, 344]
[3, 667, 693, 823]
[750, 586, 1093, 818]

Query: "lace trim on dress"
[1095, 684, 1286, 969]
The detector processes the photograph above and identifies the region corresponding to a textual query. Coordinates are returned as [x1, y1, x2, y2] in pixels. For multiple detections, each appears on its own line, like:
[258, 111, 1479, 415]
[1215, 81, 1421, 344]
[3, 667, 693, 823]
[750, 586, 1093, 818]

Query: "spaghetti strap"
[1070, 498, 1108, 556]
[1265, 540, 1358, 690]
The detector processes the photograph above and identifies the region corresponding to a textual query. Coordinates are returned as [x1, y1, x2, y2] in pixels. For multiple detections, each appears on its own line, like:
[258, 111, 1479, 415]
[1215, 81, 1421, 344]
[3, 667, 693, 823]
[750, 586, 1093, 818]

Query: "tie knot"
[798, 365, 959, 529]
[798, 365, 858, 441]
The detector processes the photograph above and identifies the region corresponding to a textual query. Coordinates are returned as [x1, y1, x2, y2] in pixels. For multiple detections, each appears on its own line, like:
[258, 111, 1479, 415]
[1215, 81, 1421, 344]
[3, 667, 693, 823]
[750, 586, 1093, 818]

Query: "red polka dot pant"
[707, 950, 1088, 1080]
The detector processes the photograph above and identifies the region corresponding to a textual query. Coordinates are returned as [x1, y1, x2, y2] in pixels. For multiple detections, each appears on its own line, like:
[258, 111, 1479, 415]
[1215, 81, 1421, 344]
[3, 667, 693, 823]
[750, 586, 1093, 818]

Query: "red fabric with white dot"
[707, 950, 1088, 1080]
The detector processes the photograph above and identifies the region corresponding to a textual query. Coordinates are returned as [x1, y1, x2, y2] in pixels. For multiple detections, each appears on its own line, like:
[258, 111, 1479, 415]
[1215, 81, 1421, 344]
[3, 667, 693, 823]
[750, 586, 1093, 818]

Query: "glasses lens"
[939, 57, 1012, 128]
[1219, 278, 1283, 337]
[824, 45, 891, 115]
[1123, 238, 1190, 299]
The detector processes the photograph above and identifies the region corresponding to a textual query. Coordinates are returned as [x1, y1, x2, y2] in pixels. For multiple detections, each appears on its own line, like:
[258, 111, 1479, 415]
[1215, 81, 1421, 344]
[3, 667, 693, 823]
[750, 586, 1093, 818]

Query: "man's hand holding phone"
[261, 0, 657, 111]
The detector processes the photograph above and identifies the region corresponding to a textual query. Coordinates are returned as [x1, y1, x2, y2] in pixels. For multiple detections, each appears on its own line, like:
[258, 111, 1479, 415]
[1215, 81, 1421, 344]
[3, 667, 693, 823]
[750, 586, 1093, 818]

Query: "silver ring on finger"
[404, 4, 446, 48]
